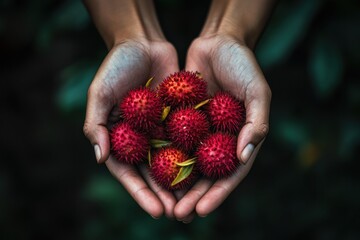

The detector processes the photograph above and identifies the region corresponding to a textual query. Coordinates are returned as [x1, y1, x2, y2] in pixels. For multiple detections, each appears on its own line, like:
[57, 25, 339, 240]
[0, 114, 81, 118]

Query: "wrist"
[103, 18, 166, 50]
[84, 0, 166, 50]
[110, 30, 166, 50]
[200, 25, 251, 49]
[199, 0, 276, 49]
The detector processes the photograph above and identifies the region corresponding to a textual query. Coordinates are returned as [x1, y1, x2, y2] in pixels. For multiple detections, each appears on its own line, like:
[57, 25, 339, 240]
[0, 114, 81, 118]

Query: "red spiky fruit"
[196, 132, 239, 179]
[150, 147, 197, 190]
[158, 71, 208, 108]
[207, 91, 246, 134]
[120, 87, 163, 132]
[166, 107, 210, 152]
[110, 122, 149, 165]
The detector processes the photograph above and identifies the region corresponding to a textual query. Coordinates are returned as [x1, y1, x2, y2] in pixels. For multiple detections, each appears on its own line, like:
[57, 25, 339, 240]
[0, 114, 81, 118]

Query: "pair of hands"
[83, 35, 271, 222]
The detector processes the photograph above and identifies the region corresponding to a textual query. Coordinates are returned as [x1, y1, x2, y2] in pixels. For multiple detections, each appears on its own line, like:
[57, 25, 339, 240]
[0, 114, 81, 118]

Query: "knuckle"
[87, 83, 96, 100]
[83, 122, 92, 139]
[258, 84, 272, 101]
[258, 123, 269, 138]
[87, 81, 96, 94]
[190, 38, 208, 54]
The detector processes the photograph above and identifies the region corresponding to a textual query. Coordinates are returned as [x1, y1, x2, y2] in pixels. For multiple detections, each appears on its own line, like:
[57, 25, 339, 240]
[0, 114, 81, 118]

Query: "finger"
[83, 82, 113, 164]
[173, 188, 189, 202]
[196, 144, 261, 216]
[180, 212, 196, 224]
[83, 45, 150, 163]
[106, 157, 164, 218]
[139, 164, 177, 219]
[173, 189, 196, 223]
[174, 179, 213, 219]
[236, 82, 271, 164]
[173, 187, 197, 223]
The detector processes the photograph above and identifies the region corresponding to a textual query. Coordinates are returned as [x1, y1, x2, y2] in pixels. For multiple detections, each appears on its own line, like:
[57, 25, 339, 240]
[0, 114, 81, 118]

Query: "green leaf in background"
[56, 61, 98, 113]
[36, 0, 90, 49]
[256, 0, 322, 69]
[274, 119, 309, 148]
[82, 174, 134, 223]
[83, 175, 124, 206]
[338, 120, 360, 160]
[308, 34, 343, 99]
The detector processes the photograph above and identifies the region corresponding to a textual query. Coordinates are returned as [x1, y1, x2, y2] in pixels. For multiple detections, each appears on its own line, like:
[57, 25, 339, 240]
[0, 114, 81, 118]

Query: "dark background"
[1, 0, 360, 239]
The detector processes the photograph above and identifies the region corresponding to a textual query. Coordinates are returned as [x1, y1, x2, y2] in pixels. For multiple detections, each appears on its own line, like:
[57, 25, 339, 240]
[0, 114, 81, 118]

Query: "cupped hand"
[174, 35, 271, 222]
[83, 39, 180, 219]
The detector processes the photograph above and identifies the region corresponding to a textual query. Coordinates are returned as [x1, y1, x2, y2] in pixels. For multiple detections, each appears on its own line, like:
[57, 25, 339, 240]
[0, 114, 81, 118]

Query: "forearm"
[83, 0, 165, 49]
[201, 0, 276, 48]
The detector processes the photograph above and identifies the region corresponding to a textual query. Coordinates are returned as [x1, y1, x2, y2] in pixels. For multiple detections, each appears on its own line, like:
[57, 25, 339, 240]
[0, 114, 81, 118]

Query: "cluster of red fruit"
[110, 71, 246, 191]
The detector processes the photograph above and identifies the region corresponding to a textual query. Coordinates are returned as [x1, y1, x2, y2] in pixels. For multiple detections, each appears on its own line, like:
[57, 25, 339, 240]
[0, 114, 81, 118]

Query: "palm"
[173, 36, 271, 220]
[186, 36, 267, 96]
[84, 40, 179, 218]
[90, 40, 178, 116]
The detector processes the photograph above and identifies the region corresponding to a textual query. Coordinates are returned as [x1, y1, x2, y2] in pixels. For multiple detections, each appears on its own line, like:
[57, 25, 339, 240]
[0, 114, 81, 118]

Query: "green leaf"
[194, 99, 210, 110]
[171, 165, 194, 187]
[150, 139, 172, 148]
[176, 157, 196, 167]
[161, 106, 171, 121]
[145, 76, 154, 88]
[308, 34, 343, 99]
[148, 149, 151, 166]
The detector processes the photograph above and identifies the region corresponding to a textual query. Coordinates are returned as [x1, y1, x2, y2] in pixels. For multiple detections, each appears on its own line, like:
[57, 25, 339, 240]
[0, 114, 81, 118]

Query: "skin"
[83, 0, 274, 222]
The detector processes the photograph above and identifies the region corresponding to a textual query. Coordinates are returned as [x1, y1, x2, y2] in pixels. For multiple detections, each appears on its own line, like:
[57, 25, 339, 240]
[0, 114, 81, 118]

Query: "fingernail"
[241, 143, 255, 164]
[94, 144, 101, 163]
[150, 215, 159, 220]
[182, 220, 191, 224]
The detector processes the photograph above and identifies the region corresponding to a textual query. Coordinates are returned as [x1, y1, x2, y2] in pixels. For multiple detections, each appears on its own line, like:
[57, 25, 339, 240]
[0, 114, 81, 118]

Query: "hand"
[174, 35, 271, 222]
[83, 39, 180, 219]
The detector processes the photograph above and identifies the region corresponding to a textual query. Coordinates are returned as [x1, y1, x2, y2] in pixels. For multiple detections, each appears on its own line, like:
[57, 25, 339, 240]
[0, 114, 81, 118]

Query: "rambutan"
[158, 71, 208, 108]
[196, 132, 239, 179]
[150, 147, 197, 190]
[207, 91, 246, 134]
[166, 107, 210, 152]
[110, 122, 149, 165]
[120, 87, 163, 132]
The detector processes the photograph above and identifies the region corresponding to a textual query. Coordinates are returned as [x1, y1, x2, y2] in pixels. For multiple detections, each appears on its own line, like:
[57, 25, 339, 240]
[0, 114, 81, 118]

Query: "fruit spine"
[150, 147, 197, 190]
[110, 122, 149, 165]
[196, 132, 239, 179]
[158, 71, 207, 108]
[206, 91, 246, 134]
[120, 87, 163, 132]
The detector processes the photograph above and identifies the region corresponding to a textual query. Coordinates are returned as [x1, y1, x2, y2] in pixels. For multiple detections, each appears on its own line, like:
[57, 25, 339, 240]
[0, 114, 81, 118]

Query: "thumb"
[83, 84, 113, 164]
[236, 84, 271, 164]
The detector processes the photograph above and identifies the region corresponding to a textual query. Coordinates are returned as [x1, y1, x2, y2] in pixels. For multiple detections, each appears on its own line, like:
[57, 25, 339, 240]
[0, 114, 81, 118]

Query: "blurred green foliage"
[257, 0, 323, 69]
[56, 61, 99, 112]
[36, 0, 90, 50]
[82, 174, 217, 240]
[1, 0, 360, 239]
[308, 34, 343, 98]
